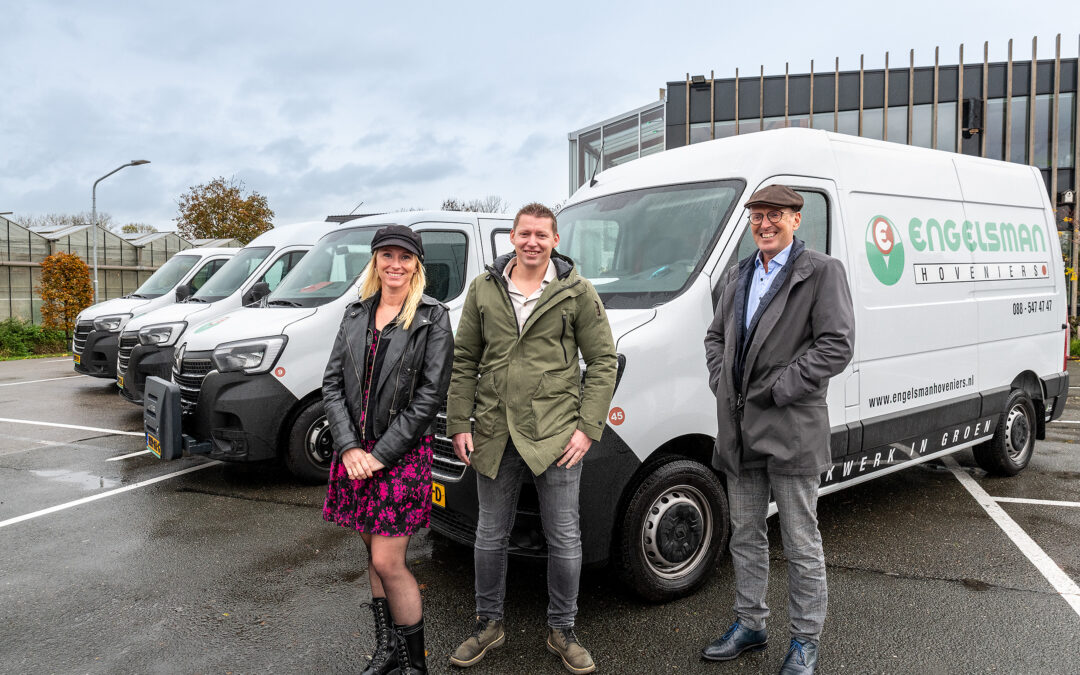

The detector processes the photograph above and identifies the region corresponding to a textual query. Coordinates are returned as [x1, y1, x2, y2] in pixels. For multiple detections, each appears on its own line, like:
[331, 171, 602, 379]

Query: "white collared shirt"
[503, 259, 556, 331]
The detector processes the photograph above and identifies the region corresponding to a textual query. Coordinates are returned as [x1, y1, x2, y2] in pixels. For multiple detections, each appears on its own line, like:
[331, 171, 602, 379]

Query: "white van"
[145, 129, 1069, 602]
[116, 222, 340, 404]
[73, 248, 237, 379]
[145, 211, 513, 481]
[431, 128, 1069, 601]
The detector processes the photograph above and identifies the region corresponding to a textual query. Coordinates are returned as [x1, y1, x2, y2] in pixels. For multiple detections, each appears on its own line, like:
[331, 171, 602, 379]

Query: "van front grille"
[117, 332, 139, 375]
[173, 354, 213, 414]
[73, 321, 93, 355]
[431, 403, 471, 482]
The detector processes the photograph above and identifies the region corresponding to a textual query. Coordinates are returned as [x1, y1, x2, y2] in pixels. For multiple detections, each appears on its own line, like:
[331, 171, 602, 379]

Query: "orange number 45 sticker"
[608, 407, 625, 426]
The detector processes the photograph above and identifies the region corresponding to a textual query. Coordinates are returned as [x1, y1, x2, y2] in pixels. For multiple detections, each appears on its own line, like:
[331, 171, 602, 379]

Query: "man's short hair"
[513, 202, 558, 234]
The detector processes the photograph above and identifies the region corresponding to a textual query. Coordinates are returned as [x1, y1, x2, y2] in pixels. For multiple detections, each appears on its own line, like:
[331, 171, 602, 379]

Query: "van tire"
[284, 399, 334, 483]
[617, 458, 729, 603]
[973, 389, 1036, 476]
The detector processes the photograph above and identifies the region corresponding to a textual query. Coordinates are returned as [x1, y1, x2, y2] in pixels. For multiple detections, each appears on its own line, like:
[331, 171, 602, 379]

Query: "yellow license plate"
[73, 354, 81, 365]
[146, 432, 161, 459]
[432, 481, 445, 508]
[117, 375, 124, 389]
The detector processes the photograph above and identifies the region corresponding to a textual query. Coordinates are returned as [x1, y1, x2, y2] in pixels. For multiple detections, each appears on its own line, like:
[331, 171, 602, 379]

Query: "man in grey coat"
[701, 185, 854, 675]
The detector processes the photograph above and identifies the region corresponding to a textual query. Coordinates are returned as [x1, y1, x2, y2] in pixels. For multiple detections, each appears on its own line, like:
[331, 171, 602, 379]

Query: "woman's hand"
[341, 448, 385, 480]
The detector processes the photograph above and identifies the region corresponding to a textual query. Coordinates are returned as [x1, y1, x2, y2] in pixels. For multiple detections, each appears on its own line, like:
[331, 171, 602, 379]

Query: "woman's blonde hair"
[358, 250, 427, 329]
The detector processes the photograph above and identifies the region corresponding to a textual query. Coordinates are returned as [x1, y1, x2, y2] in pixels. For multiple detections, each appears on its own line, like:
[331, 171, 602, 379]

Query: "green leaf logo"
[865, 215, 905, 286]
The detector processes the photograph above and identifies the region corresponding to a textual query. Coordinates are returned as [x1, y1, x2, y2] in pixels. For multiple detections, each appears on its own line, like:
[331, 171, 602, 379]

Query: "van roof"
[244, 220, 348, 248]
[175, 247, 239, 257]
[326, 210, 513, 230]
[571, 127, 1047, 209]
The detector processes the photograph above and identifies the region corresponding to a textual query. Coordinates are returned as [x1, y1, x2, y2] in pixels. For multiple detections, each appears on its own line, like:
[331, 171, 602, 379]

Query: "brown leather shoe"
[449, 617, 505, 668]
[546, 627, 596, 674]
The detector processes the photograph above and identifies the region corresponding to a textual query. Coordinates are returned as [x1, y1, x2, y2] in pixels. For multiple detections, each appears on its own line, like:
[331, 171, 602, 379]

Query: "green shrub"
[0, 318, 68, 358]
[1072, 338, 1080, 359]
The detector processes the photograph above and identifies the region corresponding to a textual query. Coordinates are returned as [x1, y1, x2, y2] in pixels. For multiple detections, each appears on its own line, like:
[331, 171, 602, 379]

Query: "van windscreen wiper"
[268, 299, 303, 307]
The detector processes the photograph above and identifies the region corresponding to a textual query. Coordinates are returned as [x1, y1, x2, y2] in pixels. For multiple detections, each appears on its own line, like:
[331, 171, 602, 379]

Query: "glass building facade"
[568, 38, 1079, 227]
[0, 216, 214, 324]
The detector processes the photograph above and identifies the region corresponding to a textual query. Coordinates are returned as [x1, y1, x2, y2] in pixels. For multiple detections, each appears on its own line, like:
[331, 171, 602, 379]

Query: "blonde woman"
[322, 225, 454, 675]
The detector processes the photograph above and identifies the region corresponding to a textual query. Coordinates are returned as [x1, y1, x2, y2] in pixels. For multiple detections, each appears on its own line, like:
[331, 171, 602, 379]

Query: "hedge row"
[0, 318, 69, 358]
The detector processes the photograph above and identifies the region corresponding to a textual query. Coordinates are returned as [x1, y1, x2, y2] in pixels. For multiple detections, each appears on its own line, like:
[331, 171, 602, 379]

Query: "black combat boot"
[390, 619, 427, 675]
[361, 597, 398, 675]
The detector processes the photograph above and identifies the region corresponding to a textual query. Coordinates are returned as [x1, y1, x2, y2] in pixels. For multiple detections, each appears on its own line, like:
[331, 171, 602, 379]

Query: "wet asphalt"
[0, 358, 1078, 674]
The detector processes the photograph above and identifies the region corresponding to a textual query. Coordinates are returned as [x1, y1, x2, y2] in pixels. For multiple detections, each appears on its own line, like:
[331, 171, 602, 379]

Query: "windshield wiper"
[128, 293, 149, 299]
[268, 299, 303, 307]
[185, 297, 208, 303]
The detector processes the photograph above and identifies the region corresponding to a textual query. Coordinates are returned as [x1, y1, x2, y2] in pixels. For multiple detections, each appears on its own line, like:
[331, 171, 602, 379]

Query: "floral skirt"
[323, 436, 434, 536]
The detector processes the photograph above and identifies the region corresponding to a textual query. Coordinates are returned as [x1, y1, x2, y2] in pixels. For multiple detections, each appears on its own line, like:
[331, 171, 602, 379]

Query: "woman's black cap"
[371, 224, 424, 261]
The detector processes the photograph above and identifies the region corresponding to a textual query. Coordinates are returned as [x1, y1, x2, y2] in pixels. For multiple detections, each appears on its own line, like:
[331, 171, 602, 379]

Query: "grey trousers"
[727, 468, 827, 643]
[474, 443, 583, 628]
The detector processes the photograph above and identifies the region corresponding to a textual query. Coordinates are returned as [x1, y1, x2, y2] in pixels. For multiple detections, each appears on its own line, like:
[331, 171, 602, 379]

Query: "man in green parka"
[446, 202, 616, 674]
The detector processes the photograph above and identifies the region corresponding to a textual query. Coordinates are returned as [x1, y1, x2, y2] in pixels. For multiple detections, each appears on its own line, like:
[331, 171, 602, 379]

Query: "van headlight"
[138, 322, 188, 347]
[93, 314, 132, 332]
[211, 336, 287, 374]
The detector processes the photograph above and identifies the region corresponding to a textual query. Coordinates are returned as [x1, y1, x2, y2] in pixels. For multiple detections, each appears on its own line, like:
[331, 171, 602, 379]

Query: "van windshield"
[557, 180, 743, 308]
[131, 255, 201, 298]
[191, 247, 273, 302]
[268, 228, 378, 307]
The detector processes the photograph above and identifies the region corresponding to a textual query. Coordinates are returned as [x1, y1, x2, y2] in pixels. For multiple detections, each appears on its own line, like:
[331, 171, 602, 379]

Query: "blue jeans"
[474, 442, 582, 628]
[727, 468, 827, 643]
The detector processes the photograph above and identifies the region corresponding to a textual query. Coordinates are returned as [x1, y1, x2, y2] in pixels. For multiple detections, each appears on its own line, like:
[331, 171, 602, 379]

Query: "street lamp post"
[91, 160, 150, 303]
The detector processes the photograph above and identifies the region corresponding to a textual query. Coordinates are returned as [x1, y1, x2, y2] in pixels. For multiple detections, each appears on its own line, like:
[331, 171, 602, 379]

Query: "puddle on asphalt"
[29, 469, 120, 490]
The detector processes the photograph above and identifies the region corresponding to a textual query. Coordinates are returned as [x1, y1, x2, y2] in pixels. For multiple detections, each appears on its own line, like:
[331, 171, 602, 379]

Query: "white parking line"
[0, 418, 143, 436]
[0, 461, 222, 529]
[0, 375, 87, 387]
[993, 497, 1080, 508]
[45, 358, 75, 363]
[945, 457, 1080, 618]
[106, 449, 153, 461]
[1050, 420, 1080, 424]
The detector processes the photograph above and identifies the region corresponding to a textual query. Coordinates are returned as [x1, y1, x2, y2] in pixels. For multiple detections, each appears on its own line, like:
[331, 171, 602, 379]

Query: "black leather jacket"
[322, 294, 454, 468]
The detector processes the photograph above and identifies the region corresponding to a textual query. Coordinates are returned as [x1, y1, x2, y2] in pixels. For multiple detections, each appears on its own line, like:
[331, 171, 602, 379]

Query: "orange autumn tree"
[175, 176, 274, 244]
[38, 252, 94, 341]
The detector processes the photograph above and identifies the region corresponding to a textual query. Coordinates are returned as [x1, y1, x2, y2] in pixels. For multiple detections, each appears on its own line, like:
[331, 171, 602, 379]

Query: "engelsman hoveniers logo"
[865, 215, 905, 285]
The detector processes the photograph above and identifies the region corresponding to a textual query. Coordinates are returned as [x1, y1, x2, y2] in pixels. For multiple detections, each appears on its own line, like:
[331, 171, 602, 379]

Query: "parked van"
[117, 222, 339, 404]
[73, 248, 237, 379]
[145, 211, 513, 481]
[146, 129, 1069, 602]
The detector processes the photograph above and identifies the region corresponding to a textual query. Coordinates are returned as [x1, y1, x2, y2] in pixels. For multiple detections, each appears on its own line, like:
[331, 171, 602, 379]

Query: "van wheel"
[617, 458, 728, 603]
[973, 389, 1036, 476]
[285, 399, 334, 483]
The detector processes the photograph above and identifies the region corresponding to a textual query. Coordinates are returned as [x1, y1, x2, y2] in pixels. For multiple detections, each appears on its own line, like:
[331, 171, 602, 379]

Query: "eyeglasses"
[748, 210, 790, 225]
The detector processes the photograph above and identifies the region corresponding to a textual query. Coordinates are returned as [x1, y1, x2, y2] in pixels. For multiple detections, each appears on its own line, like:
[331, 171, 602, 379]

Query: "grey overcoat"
[704, 238, 855, 477]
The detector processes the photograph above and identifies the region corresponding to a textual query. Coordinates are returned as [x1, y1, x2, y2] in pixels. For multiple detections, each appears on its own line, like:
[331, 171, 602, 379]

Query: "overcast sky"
[3, 2, 1078, 230]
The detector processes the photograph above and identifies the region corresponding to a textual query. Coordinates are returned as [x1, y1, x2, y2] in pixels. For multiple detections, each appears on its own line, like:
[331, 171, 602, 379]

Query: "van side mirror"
[243, 281, 271, 306]
[175, 283, 193, 302]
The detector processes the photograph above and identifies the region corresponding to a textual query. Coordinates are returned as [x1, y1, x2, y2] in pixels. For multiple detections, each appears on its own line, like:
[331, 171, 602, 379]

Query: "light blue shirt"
[745, 241, 794, 330]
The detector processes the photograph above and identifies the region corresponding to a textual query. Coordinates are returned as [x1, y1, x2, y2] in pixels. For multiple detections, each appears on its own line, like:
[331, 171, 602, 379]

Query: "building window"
[887, 105, 908, 144]
[985, 98, 1007, 160]
[837, 109, 859, 136]
[602, 116, 640, 169]
[862, 108, 884, 140]
[912, 104, 933, 149]
[577, 129, 601, 189]
[690, 122, 712, 144]
[1059, 92, 1075, 168]
[937, 101, 957, 152]
[640, 107, 664, 156]
[1010, 96, 1028, 164]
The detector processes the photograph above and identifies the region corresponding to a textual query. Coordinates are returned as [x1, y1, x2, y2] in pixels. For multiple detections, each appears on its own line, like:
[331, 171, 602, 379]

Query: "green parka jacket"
[446, 251, 617, 478]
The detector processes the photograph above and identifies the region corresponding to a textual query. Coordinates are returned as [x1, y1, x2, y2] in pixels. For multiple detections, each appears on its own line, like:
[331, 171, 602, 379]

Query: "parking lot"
[1, 357, 1078, 674]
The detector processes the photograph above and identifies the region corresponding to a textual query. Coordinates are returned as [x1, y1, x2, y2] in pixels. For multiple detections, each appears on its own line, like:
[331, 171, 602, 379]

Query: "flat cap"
[744, 184, 803, 211]
[371, 224, 424, 261]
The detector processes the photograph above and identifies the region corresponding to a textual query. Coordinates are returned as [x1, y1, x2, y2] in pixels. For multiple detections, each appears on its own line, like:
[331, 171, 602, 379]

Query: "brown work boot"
[449, 616, 505, 667]
[546, 627, 596, 674]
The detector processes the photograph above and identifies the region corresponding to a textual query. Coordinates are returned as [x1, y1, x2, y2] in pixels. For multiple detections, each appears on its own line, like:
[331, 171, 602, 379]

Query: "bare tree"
[14, 212, 116, 232]
[121, 223, 157, 234]
[440, 195, 510, 213]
